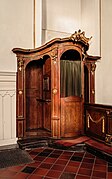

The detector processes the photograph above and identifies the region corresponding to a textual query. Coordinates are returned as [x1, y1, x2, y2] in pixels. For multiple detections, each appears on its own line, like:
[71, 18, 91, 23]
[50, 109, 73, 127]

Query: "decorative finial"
[70, 30, 92, 45]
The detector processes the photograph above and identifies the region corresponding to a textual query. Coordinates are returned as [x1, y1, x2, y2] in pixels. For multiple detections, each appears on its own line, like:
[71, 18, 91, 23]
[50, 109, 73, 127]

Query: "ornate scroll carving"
[18, 59, 24, 71]
[51, 49, 58, 62]
[91, 63, 96, 73]
[70, 29, 92, 44]
[105, 134, 112, 146]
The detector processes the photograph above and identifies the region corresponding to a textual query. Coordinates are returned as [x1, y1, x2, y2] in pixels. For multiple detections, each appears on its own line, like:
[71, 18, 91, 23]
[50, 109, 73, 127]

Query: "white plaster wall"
[0, 0, 34, 146]
[95, 0, 112, 105]
[0, 0, 34, 72]
[42, 0, 81, 43]
[81, 0, 100, 56]
[35, 0, 42, 47]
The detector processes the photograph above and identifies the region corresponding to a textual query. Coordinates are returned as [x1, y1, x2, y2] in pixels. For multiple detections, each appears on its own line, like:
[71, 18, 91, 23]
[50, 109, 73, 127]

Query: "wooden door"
[61, 96, 82, 137]
[60, 50, 83, 138]
[25, 59, 51, 137]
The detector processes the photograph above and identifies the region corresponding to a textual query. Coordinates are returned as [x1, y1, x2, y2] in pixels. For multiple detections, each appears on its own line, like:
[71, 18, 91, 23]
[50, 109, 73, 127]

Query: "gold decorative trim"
[92, 90, 95, 94]
[87, 111, 105, 133]
[102, 118, 105, 133]
[105, 134, 112, 146]
[70, 29, 92, 45]
[91, 63, 96, 72]
[87, 117, 90, 128]
[19, 90, 23, 95]
[51, 49, 58, 61]
[18, 115, 23, 118]
[87, 111, 105, 124]
[18, 59, 24, 71]
[52, 88, 57, 94]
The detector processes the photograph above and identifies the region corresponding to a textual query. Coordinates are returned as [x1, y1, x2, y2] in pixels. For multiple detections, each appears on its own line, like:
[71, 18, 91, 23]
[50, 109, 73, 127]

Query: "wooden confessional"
[12, 30, 100, 140]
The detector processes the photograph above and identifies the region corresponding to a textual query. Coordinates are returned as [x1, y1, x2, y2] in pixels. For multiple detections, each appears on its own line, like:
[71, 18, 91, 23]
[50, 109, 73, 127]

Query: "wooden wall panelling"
[43, 57, 51, 132]
[17, 120, 24, 138]
[107, 111, 112, 134]
[51, 48, 60, 138]
[17, 58, 24, 138]
[85, 103, 112, 143]
[84, 55, 100, 103]
[105, 110, 112, 145]
[90, 63, 96, 103]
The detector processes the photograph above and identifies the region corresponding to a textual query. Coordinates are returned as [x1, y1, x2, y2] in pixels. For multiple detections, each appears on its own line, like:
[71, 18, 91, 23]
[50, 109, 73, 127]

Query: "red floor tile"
[34, 156, 46, 161]
[43, 157, 57, 163]
[45, 169, 62, 178]
[82, 157, 94, 163]
[27, 161, 41, 168]
[78, 168, 92, 176]
[80, 162, 93, 169]
[95, 158, 107, 165]
[55, 159, 68, 165]
[108, 172, 112, 179]
[0, 146, 110, 179]
[28, 174, 43, 179]
[94, 164, 107, 171]
[60, 172, 76, 179]
[33, 167, 48, 176]
[51, 164, 65, 171]
[67, 161, 80, 167]
[92, 170, 106, 178]
[7, 165, 25, 172]
[73, 152, 85, 157]
[64, 165, 78, 173]
[62, 151, 74, 155]
[75, 174, 91, 179]
[91, 177, 105, 179]
[12, 172, 29, 179]
[0, 170, 17, 178]
[59, 154, 72, 160]
[39, 162, 53, 169]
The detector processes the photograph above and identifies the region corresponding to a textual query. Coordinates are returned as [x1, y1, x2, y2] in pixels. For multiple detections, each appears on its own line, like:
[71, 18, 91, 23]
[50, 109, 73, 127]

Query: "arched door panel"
[60, 50, 83, 137]
[25, 58, 51, 137]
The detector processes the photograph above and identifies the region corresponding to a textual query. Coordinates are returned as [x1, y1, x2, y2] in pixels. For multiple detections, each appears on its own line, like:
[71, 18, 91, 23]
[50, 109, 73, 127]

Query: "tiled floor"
[0, 147, 112, 179]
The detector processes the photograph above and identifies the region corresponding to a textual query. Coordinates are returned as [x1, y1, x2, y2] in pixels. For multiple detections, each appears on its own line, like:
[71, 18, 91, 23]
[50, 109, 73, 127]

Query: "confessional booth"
[13, 30, 100, 141]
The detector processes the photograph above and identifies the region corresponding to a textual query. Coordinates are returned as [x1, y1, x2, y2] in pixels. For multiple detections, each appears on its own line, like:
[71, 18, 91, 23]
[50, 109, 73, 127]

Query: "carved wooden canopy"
[12, 30, 92, 54]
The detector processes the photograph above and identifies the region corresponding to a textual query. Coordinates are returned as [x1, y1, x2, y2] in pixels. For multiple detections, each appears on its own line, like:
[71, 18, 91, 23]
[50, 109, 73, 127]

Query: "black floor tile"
[48, 153, 61, 158]
[29, 151, 40, 155]
[21, 166, 36, 174]
[38, 152, 50, 157]
[0, 146, 110, 179]
[43, 149, 53, 153]
[70, 156, 82, 162]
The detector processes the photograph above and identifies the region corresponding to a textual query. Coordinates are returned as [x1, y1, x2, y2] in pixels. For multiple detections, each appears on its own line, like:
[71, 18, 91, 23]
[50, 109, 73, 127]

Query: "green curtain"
[60, 60, 81, 97]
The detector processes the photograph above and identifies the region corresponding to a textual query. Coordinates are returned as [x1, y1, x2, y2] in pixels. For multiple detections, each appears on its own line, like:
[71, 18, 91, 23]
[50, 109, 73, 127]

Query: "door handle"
[36, 98, 51, 102]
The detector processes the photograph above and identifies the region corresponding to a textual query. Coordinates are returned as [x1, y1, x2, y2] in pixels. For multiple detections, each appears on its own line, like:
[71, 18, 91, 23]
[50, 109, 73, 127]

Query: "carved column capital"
[18, 58, 24, 71]
[51, 49, 58, 62]
[91, 63, 96, 73]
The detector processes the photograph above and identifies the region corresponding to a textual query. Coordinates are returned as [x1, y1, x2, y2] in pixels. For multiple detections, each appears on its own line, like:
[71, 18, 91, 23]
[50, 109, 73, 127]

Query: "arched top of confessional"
[12, 30, 91, 55]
